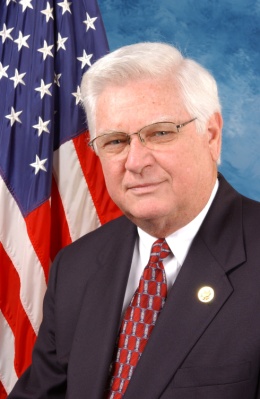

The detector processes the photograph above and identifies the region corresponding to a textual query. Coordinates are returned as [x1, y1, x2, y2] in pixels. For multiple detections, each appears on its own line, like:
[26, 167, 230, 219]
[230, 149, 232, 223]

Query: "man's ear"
[207, 112, 223, 163]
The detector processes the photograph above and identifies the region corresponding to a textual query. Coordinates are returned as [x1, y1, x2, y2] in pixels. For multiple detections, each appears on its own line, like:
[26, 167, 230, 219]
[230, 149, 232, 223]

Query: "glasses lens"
[95, 133, 129, 156]
[141, 122, 178, 148]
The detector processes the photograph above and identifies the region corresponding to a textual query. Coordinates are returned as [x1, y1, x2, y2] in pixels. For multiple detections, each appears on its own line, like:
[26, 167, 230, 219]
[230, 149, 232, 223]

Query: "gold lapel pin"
[198, 286, 215, 303]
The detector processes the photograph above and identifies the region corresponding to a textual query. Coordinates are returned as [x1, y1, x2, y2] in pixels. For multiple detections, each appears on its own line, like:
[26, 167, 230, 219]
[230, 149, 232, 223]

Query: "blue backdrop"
[99, 0, 260, 201]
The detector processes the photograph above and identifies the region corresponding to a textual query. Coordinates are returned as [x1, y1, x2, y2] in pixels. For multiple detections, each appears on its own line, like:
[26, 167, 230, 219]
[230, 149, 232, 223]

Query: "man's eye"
[155, 130, 172, 136]
[103, 136, 127, 147]
[155, 130, 168, 136]
[105, 139, 120, 146]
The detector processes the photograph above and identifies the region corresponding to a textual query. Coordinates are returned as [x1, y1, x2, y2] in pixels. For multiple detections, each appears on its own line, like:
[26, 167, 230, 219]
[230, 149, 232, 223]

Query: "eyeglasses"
[88, 118, 197, 158]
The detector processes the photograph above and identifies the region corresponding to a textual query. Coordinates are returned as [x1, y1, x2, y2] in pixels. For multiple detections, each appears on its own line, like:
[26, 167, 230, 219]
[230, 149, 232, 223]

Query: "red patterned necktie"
[106, 238, 171, 399]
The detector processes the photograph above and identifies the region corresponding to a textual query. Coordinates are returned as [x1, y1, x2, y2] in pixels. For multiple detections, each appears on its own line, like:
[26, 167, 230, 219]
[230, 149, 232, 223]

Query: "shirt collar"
[137, 179, 219, 266]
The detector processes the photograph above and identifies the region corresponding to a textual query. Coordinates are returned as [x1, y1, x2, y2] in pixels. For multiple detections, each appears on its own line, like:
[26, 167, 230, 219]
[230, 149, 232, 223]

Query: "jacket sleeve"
[7, 251, 67, 399]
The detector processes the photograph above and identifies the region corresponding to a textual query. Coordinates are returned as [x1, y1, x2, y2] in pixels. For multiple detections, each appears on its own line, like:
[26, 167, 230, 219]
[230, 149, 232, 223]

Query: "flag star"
[41, 2, 54, 22]
[0, 24, 14, 43]
[57, 33, 68, 51]
[30, 155, 47, 175]
[58, 0, 72, 15]
[10, 69, 26, 88]
[0, 62, 9, 79]
[72, 86, 82, 105]
[33, 117, 50, 136]
[77, 50, 93, 69]
[14, 31, 30, 50]
[6, 0, 17, 5]
[83, 13, 97, 31]
[54, 72, 61, 86]
[5, 107, 22, 126]
[37, 40, 54, 60]
[35, 79, 52, 99]
[19, 0, 33, 12]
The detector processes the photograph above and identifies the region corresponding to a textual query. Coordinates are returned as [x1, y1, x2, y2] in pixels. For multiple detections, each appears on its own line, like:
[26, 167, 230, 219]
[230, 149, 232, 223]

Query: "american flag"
[0, 1, 121, 397]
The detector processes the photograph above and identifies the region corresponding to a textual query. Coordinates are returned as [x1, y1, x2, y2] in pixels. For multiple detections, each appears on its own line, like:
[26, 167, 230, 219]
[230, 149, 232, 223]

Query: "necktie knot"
[150, 238, 171, 263]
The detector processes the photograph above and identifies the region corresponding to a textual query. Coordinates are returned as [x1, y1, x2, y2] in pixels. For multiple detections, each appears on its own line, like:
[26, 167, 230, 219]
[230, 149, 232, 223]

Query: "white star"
[41, 2, 54, 22]
[30, 155, 47, 175]
[72, 86, 82, 105]
[54, 72, 62, 87]
[0, 24, 14, 43]
[57, 33, 68, 51]
[19, 0, 33, 12]
[6, 0, 17, 5]
[14, 31, 30, 51]
[77, 50, 93, 69]
[37, 40, 54, 60]
[35, 79, 52, 99]
[10, 69, 26, 88]
[33, 117, 50, 137]
[83, 13, 97, 31]
[58, 0, 72, 15]
[0, 63, 9, 79]
[5, 107, 22, 126]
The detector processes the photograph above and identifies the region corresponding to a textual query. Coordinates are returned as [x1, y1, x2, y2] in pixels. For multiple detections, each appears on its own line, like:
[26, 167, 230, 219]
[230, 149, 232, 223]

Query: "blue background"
[99, 0, 260, 201]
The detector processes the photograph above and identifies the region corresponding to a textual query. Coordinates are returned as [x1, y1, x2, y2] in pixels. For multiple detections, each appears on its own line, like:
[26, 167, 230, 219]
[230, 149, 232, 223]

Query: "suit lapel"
[68, 218, 137, 399]
[124, 235, 234, 398]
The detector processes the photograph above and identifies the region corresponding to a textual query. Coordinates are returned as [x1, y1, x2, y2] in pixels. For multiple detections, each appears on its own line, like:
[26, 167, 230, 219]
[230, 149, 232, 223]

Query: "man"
[8, 42, 260, 398]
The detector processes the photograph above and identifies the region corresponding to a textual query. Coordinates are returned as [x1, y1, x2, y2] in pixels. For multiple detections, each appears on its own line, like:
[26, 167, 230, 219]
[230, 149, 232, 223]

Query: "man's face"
[95, 78, 222, 236]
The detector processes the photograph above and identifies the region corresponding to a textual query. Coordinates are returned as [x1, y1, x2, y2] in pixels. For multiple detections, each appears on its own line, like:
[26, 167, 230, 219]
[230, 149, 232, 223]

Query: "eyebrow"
[97, 120, 177, 136]
[96, 129, 128, 137]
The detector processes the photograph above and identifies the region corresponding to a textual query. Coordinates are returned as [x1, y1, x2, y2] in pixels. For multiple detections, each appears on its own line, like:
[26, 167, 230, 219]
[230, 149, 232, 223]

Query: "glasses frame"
[88, 117, 197, 154]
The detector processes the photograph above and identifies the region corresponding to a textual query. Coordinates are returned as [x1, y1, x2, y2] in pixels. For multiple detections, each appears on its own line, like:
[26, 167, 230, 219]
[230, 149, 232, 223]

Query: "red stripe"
[25, 201, 51, 282]
[73, 132, 122, 225]
[0, 380, 7, 399]
[0, 244, 36, 377]
[50, 175, 72, 261]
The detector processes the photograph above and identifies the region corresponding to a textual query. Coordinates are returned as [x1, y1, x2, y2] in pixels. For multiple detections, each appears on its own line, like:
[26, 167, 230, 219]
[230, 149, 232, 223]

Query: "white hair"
[80, 42, 221, 138]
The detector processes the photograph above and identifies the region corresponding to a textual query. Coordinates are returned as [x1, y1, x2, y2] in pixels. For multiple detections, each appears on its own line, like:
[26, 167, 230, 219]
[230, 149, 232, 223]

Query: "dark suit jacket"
[8, 174, 260, 398]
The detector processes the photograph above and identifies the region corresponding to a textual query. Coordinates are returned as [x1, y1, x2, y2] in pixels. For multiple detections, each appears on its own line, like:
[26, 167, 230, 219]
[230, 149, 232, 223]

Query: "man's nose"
[124, 134, 153, 173]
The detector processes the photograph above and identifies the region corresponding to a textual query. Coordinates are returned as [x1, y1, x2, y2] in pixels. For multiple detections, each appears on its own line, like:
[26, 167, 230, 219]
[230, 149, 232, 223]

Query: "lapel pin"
[198, 286, 214, 303]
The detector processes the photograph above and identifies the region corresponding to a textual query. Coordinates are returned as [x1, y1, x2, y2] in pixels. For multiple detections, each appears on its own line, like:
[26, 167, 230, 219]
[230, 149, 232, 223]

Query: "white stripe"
[0, 176, 47, 334]
[53, 139, 100, 241]
[0, 310, 18, 394]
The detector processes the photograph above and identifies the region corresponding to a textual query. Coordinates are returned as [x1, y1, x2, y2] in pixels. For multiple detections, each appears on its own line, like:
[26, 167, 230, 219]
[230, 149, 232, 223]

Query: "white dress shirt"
[122, 179, 219, 314]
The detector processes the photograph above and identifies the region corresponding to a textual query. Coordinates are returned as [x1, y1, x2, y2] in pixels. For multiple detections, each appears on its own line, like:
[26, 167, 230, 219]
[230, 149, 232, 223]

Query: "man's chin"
[123, 207, 167, 225]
